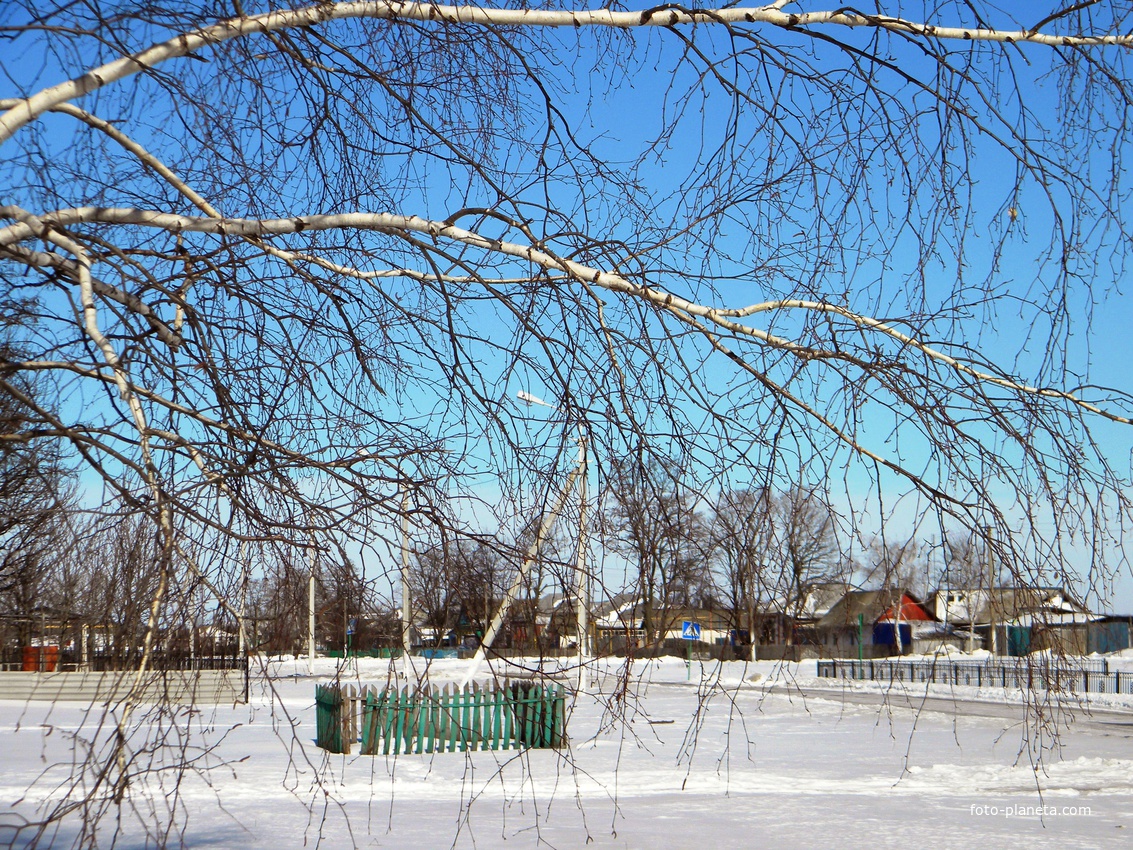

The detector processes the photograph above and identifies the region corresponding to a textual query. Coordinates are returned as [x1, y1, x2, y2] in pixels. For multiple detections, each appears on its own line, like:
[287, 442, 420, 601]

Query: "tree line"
[4, 391, 994, 659]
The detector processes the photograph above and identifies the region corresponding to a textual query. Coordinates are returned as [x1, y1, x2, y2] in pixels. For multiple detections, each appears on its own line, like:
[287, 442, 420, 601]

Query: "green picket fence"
[315, 681, 566, 755]
[324, 648, 404, 659]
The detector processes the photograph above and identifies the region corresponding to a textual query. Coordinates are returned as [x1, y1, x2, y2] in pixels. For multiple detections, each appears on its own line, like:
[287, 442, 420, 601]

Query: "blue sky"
[5, 5, 1133, 613]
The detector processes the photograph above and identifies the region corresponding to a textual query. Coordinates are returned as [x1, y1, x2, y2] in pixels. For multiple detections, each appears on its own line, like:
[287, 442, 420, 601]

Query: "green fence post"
[414, 687, 428, 754]
[490, 686, 503, 751]
[502, 680, 515, 749]
[523, 687, 536, 747]
[427, 686, 440, 754]
[316, 684, 324, 748]
[394, 686, 409, 754]
[539, 685, 552, 747]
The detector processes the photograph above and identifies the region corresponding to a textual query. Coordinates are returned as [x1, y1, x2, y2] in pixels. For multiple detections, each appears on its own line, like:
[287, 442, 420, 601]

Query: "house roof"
[933, 585, 1091, 625]
[796, 582, 857, 620]
[1004, 611, 1102, 627]
[592, 592, 655, 629]
[750, 580, 856, 618]
[536, 592, 573, 616]
[816, 589, 936, 630]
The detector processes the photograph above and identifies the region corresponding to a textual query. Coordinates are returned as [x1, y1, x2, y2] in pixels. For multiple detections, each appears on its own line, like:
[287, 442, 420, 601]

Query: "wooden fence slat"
[392, 689, 405, 757]
[535, 686, 548, 748]
[414, 689, 427, 754]
[555, 686, 564, 747]
[524, 685, 537, 748]
[544, 685, 555, 747]
[434, 685, 445, 753]
[471, 685, 483, 751]
[490, 687, 503, 751]
[485, 688, 495, 751]
[379, 688, 393, 755]
[400, 686, 413, 754]
[447, 685, 461, 753]
[425, 689, 438, 754]
[470, 683, 481, 751]
[361, 687, 375, 755]
[502, 681, 514, 750]
[386, 687, 397, 755]
[481, 687, 491, 750]
[426, 688, 436, 752]
[521, 687, 534, 747]
[457, 684, 469, 752]
[435, 684, 447, 753]
[381, 689, 393, 755]
[372, 685, 382, 754]
[343, 685, 354, 755]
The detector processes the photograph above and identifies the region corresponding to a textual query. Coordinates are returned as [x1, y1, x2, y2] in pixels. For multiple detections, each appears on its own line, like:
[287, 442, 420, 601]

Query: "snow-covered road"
[766, 679, 1133, 732]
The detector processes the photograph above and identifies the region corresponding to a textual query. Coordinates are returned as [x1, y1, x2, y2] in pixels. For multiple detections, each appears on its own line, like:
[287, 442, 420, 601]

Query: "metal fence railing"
[816, 657, 1133, 694]
[316, 680, 567, 755]
[0, 648, 247, 673]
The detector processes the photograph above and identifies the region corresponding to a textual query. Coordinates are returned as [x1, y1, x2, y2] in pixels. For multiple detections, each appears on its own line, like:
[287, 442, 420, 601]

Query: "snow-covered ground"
[2, 655, 1133, 848]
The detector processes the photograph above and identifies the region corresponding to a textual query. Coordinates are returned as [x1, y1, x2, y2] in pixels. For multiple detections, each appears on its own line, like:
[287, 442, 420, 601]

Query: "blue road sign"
[681, 621, 701, 641]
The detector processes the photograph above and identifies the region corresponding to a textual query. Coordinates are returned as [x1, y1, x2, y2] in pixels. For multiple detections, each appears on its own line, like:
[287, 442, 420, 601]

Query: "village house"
[928, 585, 1098, 655]
[815, 589, 966, 657]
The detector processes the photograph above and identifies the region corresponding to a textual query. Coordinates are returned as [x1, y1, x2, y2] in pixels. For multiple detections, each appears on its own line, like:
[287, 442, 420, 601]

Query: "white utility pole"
[985, 525, 997, 656]
[575, 430, 590, 677]
[462, 463, 583, 688]
[400, 482, 414, 656]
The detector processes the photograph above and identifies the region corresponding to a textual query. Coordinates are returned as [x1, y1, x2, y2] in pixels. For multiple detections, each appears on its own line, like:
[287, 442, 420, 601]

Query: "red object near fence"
[21, 645, 59, 672]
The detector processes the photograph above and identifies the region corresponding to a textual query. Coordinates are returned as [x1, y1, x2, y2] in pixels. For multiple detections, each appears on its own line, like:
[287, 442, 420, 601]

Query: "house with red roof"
[815, 588, 966, 657]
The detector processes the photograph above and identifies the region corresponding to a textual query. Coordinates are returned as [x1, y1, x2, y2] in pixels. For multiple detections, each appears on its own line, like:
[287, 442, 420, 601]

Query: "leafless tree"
[710, 486, 776, 654]
[937, 530, 994, 592]
[711, 486, 841, 650]
[80, 512, 169, 664]
[3, 1, 1133, 845]
[0, 337, 81, 652]
[413, 536, 512, 641]
[604, 455, 712, 640]
[774, 487, 842, 621]
[860, 535, 928, 593]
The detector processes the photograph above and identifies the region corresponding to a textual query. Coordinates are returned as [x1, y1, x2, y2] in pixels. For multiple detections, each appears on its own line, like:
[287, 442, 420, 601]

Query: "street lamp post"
[517, 391, 591, 686]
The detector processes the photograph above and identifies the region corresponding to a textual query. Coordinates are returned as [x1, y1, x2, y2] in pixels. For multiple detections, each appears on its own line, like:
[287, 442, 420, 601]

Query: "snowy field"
[3, 655, 1133, 849]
